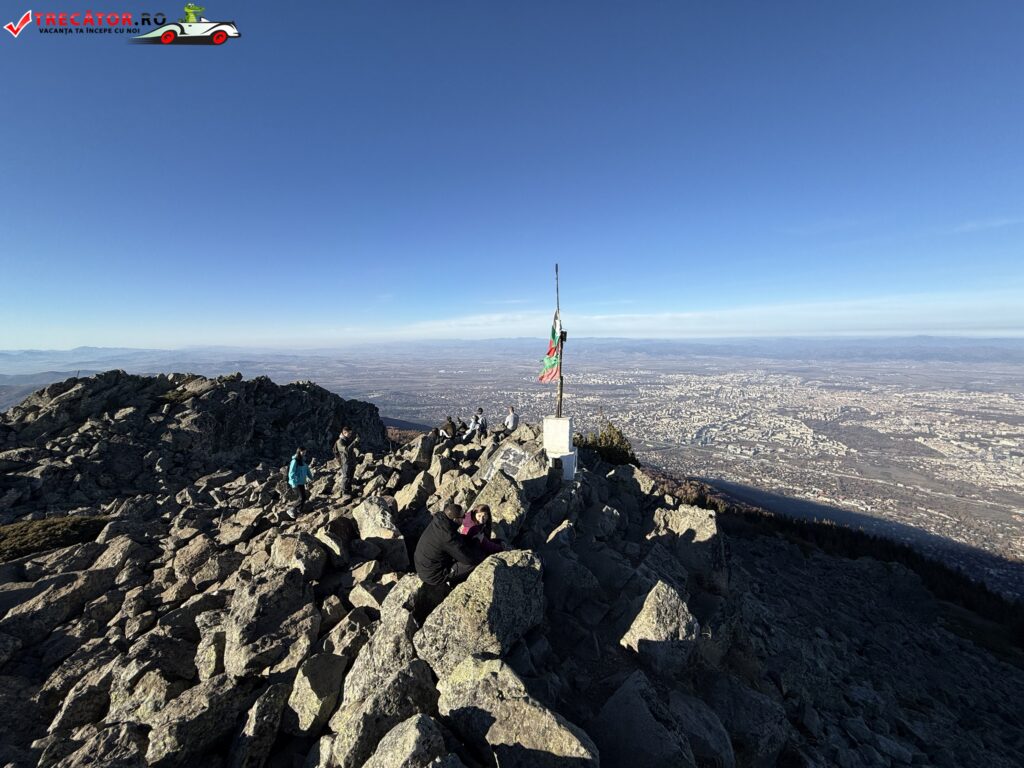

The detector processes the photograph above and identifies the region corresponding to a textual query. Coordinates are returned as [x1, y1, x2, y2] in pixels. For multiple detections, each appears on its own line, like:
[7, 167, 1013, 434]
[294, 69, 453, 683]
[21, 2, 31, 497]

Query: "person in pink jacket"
[459, 504, 504, 558]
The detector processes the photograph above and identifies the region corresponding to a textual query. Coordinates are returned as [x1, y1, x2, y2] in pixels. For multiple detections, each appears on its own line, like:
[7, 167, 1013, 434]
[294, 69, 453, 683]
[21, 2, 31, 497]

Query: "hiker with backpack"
[333, 426, 360, 498]
[287, 448, 313, 518]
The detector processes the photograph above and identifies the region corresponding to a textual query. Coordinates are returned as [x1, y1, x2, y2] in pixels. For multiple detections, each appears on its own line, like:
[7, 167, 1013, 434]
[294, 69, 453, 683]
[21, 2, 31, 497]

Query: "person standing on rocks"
[414, 502, 479, 586]
[287, 448, 313, 518]
[333, 426, 360, 498]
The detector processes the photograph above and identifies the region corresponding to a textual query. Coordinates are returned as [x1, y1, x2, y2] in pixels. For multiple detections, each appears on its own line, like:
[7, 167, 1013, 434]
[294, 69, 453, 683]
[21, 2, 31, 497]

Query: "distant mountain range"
[2, 336, 1023, 377]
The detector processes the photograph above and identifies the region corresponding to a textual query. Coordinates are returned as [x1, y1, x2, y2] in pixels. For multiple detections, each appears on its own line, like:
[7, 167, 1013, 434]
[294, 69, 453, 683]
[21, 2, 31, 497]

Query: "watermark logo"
[134, 4, 239, 45]
[4, 10, 33, 37]
[4, 5, 239, 43]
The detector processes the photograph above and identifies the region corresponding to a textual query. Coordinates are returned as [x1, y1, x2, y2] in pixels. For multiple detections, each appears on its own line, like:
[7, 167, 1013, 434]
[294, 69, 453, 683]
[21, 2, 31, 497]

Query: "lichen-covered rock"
[327, 659, 439, 768]
[362, 714, 447, 768]
[270, 532, 327, 579]
[228, 682, 291, 768]
[0, 568, 115, 642]
[351, 497, 411, 570]
[437, 656, 598, 767]
[51, 722, 149, 768]
[223, 567, 320, 678]
[145, 674, 258, 767]
[468, 471, 529, 543]
[395, 471, 435, 515]
[414, 550, 544, 678]
[319, 607, 374, 657]
[620, 580, 699, 676]
[342, 608, 418, 706]
[648, 504, 727, 592]
[352, 497, 403, 540]
[284, 653, 349, 736]
[48, 659, 115, 733]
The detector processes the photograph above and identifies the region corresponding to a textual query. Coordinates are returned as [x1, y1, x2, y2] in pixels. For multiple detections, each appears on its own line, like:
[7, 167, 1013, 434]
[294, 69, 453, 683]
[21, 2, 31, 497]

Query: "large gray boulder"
[0, 568, 115, 642]
[352, 497, 411, 570]
[704, 674, 790, 768]
[327, 659, 439, 768]
[223, 567, 320, 677]
[269, 533, 327, 579]
[228, 682, 291, 768]
[469, 471, 529, 543]
[668, 691, 735, 768]
[589, 670, 695, 768]
[477, 441, 554, 502]
[342, 606, 418, 706]
[50, 722, 149, 768]
[413, 550, 544, 678]
[620, 580, 700, 676]
[145, 674, 258, 767]
[362, 714, 447, 768]
[647, 505, 727, 592]
[437, 656, 598, 767]
[48, 660, 115, 733]
[285, 653, 349, 736]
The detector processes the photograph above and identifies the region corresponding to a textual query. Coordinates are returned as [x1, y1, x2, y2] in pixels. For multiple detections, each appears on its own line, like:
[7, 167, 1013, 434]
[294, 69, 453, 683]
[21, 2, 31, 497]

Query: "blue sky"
[1, 1, 1022, 348]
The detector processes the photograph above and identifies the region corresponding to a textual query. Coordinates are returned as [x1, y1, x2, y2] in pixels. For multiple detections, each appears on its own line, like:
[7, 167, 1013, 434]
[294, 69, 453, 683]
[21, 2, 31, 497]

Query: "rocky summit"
[0, 372, 1022, 768]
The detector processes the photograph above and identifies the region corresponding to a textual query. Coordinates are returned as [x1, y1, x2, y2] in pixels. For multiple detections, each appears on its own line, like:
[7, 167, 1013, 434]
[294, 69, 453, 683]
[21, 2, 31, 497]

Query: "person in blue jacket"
[287, 448, 314, 517]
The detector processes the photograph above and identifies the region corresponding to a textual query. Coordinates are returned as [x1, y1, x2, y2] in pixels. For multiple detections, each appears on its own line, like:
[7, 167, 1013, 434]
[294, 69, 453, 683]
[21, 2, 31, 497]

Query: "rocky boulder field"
[0, 372, 1022, 768]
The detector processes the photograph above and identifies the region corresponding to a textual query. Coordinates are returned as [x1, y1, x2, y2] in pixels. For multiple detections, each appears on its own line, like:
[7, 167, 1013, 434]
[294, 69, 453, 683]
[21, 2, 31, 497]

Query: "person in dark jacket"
[287, 448, 313, 518]
[459, 504, 503, 557]
[414, 502, 478, 586]
[439, 416, 458, 440]
[333, 426, 360, 497]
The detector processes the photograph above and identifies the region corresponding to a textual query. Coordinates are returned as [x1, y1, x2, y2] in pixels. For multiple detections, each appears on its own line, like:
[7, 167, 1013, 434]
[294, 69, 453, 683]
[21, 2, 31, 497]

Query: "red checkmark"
[4, 10, 32, 38]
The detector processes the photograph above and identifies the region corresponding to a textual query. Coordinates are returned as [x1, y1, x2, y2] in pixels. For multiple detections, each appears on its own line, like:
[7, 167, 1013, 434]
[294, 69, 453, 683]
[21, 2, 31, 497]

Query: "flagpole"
[555, 264, 564, 418]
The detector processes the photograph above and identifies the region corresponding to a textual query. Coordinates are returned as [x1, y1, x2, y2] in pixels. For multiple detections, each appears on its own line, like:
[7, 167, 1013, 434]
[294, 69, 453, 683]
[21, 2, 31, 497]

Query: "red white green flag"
[538, 310, 561, 383]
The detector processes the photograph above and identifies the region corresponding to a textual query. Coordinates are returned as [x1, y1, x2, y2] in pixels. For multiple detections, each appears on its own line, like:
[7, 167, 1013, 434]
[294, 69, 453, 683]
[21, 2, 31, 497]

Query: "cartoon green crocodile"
[179, 3, 205, 23]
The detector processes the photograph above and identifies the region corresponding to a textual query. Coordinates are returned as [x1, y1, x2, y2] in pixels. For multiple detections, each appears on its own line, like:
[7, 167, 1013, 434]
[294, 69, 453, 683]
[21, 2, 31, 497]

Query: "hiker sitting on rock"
[439, 415, 458, 439]
[455, 417, 469, 437]
[414, 502, 478, 586]
[333, 426, 360, 498]
[287, 448, 313, 518]
[495, 405, 519, 436]
[459, 504, 503, 557]
[463, 408, 488, 442]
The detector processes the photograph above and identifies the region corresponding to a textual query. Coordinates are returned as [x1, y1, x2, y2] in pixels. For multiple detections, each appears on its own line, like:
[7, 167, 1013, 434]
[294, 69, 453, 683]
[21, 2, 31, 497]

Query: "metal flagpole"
[555, 264, 564, 418]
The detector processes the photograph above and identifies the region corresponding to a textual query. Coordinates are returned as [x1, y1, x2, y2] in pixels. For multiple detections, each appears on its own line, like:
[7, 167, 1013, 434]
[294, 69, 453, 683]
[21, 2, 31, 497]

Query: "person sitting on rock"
[459, 504, 504, 558]
[455, 417, 469, 436]
[463, 408, 488, 442]
[439, 415, 458, 439]
[333, 426, 360, 498]
[287, 448, 313, 518]
[495, 405, 519, 436]
[414, 502, 478, 586]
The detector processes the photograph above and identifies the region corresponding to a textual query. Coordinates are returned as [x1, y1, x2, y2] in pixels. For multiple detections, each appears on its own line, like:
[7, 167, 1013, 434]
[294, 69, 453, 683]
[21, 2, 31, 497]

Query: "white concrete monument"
[543, 415, 577, 481]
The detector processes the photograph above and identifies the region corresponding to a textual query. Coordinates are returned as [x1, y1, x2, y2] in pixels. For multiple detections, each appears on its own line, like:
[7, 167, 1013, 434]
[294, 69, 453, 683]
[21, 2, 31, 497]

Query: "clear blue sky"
[1, 1, 1022, 347]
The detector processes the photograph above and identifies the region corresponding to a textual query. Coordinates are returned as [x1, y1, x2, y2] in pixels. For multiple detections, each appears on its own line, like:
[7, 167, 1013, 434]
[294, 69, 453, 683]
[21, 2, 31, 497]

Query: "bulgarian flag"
[538, 310, 561, 383]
